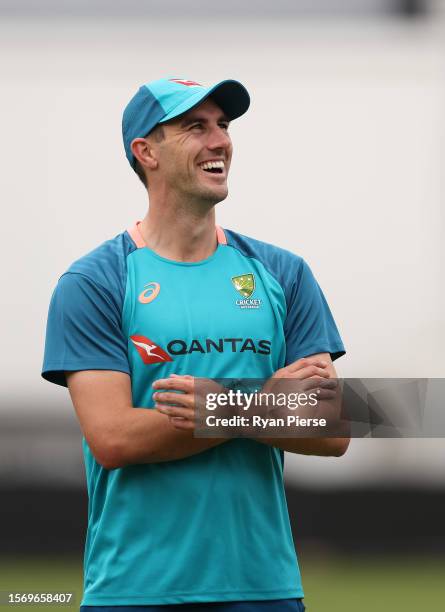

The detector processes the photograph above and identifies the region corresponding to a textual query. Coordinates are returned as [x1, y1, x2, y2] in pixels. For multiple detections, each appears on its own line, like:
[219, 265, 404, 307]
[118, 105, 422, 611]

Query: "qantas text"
[167, 338, 271, 355]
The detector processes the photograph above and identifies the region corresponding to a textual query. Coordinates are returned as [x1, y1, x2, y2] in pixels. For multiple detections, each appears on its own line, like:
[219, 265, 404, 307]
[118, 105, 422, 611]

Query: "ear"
[131, 138, 158, 170]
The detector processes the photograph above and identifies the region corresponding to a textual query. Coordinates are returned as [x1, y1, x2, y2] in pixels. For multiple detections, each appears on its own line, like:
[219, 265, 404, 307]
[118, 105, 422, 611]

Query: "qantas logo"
[131, 336, 271, 364]
[167, 338, 271, 355]
[138, 282, 160, 304]
[169, 79, 203, 87]
[130, 335, 173, 364]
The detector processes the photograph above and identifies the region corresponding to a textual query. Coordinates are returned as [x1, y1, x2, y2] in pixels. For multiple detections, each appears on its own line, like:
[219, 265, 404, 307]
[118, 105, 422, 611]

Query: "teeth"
[199, 160, 225, 170]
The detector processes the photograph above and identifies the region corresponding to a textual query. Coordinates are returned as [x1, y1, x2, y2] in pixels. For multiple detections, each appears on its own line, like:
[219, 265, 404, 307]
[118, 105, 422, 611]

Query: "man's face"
[152, 98, 233, 205]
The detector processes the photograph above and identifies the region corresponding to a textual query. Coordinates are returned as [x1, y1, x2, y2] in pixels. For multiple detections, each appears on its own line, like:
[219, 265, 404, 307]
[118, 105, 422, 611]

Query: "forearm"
[250, 356, 350, 457]
[251, 395, 350, 456]
[66, 370, 227, 469]
[106, 407, 227, 468]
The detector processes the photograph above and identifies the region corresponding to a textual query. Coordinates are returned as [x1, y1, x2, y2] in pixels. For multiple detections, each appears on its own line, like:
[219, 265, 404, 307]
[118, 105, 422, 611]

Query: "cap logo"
[169, 79, 203, 87]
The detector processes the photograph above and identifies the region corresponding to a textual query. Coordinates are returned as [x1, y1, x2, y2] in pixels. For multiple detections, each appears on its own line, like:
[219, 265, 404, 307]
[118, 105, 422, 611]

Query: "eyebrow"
[180, 115, 231, 128]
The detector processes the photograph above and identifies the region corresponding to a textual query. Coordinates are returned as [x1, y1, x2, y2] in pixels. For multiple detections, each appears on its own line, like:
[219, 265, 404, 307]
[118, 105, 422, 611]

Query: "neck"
[139, 191, 219, 262]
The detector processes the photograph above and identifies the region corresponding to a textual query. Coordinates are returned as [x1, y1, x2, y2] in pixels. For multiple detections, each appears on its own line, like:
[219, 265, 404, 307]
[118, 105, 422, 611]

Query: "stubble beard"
[175, 170, 229, 209]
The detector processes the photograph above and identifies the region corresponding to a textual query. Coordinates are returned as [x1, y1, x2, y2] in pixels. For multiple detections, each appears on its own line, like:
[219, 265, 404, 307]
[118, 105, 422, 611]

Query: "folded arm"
[66, 370, 227, 470]
[154, 354, 350, 458]
[255, 353, 350, 457]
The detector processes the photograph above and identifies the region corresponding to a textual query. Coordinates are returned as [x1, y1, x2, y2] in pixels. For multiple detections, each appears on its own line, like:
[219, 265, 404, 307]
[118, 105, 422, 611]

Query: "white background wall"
[0, 12, 444, 484]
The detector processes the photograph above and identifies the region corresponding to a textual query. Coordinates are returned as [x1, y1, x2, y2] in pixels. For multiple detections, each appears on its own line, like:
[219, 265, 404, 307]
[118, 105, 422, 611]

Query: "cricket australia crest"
[231, 273, 262, 309]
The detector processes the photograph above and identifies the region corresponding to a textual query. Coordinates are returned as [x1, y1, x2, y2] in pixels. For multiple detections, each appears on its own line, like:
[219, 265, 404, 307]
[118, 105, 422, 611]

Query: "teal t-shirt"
[42, 223, 345, 606]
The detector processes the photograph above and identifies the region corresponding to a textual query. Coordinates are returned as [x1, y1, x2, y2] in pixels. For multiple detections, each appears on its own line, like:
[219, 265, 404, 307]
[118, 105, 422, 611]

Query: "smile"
[198, 160, 225, 174]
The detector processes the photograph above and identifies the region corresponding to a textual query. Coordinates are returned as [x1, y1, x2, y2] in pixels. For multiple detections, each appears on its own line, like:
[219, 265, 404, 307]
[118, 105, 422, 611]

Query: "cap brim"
[159, 79, 250, 124]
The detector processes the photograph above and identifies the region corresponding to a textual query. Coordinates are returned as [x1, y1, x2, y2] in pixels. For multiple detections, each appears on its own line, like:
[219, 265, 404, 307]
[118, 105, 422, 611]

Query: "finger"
[297, 376, 334, 394]
[152, 377, 194, 392]
[292, 365, 330, 380]
[316, 378, 338, 388]
[156, 405, 194, 420]
[305, 374, 336, 386]
[312, 382, 338, 397]
[169, 416, 194, 430]
[153, 391, 193, 407]
[314, 388, 337, 401]
[286, 358, 328, 374]
[170, 373, 194, 380]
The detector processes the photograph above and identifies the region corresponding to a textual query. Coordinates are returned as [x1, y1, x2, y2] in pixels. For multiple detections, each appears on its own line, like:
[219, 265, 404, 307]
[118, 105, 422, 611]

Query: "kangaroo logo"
[130, 335, 172, 364]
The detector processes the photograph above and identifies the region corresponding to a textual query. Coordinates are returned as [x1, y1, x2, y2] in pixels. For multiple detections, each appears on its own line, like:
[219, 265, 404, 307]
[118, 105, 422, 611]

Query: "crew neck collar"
[127, 221, 227, 266]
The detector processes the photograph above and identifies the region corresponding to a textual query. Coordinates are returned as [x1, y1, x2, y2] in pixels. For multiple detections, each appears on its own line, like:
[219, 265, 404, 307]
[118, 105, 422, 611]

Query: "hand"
[152, 374, 226, 431]
[259, 356, 341, 435]
[273, 356, 330, 380]
[152, 374, 194, 430]
[265, 356, 337, 401]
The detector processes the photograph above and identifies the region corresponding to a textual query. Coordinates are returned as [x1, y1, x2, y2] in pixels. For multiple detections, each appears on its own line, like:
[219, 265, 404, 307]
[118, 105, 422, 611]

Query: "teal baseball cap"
[122, 77, 250, 168]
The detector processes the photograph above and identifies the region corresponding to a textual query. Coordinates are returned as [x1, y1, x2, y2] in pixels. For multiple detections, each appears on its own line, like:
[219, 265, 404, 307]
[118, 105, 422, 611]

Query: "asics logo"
[138, 282, 160, 304]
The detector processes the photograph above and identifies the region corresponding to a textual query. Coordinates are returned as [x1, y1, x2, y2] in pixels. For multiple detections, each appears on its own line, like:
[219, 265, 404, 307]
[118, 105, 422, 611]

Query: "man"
[42, 77, 348, 611]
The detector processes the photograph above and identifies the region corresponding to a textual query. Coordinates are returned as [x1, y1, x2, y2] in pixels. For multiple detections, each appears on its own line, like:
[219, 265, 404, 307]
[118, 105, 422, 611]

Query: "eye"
[219, 122, 230, 131]
[189, 122, 204, 130]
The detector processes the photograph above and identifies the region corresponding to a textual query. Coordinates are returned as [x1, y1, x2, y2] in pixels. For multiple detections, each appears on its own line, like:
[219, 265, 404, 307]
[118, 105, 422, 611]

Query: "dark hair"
[133, 158, 148, 188]
[132, 125, 166, 190]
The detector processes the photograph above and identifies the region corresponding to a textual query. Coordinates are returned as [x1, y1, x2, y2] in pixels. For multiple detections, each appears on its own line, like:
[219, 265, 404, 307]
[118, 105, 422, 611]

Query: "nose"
[207, 125, 232, 153]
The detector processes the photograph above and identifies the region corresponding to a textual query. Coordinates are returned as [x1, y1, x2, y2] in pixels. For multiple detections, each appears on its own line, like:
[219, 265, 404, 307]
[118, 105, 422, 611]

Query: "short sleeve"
[284, 259, 345, 365]
[42, 272, 130, 387]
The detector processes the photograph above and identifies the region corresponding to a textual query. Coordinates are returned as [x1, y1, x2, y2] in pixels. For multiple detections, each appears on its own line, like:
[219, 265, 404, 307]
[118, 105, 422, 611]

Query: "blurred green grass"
[0, 555, 444, 611]
[0, 557, 82, 610]
[301, 554, 445, 611]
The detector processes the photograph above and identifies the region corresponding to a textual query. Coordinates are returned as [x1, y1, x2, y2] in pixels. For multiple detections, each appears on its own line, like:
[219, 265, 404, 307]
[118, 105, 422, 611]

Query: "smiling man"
[42, 77, 347, 612]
